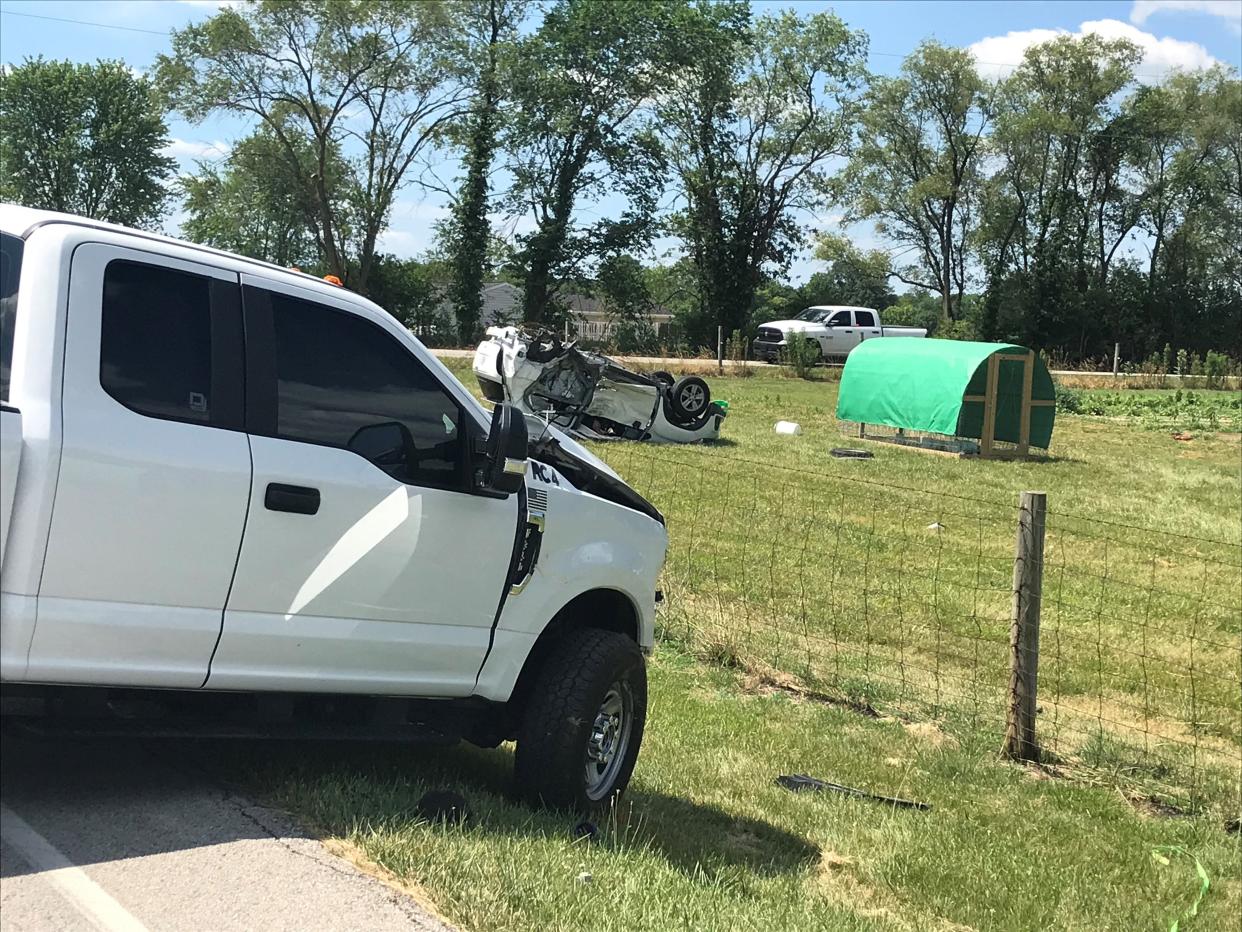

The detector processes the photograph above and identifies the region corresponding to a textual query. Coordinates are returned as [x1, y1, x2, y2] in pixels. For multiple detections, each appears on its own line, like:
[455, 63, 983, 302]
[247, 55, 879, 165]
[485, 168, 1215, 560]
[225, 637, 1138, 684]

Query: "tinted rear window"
[0, 232, 22, 402]
[100, 260, 215, 424]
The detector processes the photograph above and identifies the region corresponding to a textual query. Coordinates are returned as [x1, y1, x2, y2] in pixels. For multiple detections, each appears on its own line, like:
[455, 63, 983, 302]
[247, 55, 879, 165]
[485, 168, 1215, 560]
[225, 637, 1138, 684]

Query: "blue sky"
[2, 0, 1239, 280]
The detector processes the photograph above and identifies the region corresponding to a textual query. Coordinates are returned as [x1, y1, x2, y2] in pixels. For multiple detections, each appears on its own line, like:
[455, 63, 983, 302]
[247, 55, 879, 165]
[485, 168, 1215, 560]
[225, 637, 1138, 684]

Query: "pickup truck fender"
[472, 477, 667, 703]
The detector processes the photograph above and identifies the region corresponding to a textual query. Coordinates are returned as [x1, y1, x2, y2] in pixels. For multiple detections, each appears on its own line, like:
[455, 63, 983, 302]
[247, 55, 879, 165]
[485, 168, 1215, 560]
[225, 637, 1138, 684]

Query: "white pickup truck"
[752, 305, 927, 363]
[0, 206, 667, 813]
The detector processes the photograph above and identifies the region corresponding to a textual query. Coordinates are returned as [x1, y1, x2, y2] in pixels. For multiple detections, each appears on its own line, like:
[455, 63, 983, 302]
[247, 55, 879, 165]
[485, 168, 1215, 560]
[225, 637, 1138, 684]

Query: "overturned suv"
[474, 326, 726, 443]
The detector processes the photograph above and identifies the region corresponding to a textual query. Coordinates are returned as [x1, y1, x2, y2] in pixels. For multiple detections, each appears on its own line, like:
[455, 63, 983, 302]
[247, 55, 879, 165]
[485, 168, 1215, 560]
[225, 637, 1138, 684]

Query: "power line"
[0, 9, 169, 37]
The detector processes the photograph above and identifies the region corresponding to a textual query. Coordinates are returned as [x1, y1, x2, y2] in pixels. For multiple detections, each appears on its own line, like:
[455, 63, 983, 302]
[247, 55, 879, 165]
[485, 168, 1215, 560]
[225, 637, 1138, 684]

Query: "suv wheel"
[514, 628, 647, 814]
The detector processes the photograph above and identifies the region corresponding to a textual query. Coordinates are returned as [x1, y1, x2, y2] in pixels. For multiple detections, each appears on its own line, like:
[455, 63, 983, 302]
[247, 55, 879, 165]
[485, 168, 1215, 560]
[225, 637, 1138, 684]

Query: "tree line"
[1, 0, 1238, 363]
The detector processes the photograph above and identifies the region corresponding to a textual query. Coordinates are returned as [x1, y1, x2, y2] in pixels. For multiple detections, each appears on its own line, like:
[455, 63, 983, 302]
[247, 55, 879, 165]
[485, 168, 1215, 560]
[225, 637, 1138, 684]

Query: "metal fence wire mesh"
[602, 443, 1242, 816]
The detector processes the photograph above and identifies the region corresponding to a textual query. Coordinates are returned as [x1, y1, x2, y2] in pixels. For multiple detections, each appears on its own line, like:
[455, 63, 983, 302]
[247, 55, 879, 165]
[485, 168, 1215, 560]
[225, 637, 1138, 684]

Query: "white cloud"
[968, 18, 1220, 80]
[1131, 1, 1242, 34]
[375, 229, 428, 256]
[161, 138, 232, 160]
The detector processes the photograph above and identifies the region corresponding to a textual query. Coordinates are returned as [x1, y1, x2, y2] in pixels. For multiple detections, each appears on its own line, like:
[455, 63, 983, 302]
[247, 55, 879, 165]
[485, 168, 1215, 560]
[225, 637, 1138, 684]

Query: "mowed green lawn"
[219, 360, 1239, 932]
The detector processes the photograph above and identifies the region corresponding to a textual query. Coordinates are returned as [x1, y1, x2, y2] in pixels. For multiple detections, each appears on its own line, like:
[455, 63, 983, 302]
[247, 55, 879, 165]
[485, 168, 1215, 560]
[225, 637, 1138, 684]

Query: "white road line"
[0, 804, 150, 932]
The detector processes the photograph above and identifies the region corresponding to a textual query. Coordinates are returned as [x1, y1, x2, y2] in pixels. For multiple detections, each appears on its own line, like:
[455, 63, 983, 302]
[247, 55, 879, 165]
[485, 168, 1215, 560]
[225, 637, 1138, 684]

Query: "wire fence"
[602, 442, 1242, 816]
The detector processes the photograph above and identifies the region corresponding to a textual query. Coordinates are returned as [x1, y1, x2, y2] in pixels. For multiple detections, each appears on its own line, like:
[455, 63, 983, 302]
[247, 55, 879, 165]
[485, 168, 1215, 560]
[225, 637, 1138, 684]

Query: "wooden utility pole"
[1003, 490, 1047, 762]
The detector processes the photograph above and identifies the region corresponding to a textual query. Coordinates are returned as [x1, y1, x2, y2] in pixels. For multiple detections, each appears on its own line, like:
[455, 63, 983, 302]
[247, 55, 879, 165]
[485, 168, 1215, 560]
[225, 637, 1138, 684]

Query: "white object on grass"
[774, 421, 802, 435]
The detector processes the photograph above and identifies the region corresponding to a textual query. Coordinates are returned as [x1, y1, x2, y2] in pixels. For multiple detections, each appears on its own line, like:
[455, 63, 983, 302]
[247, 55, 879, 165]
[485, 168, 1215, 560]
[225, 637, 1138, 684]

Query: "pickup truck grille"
[756, 327, 783, 342]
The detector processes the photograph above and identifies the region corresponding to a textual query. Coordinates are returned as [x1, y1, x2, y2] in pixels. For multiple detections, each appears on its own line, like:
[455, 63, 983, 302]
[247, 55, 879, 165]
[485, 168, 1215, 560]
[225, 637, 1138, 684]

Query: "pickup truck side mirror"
[483, 403, 528, 495]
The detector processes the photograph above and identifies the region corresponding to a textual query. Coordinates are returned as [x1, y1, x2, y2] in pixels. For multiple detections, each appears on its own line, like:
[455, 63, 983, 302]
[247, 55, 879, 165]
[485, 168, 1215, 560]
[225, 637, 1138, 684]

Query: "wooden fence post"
[1003, 490, 1047, 762]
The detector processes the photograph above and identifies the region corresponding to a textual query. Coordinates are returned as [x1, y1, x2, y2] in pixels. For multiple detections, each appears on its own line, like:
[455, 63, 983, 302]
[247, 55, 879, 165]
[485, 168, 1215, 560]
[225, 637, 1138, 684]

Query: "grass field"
[225, 361, 1239, 931]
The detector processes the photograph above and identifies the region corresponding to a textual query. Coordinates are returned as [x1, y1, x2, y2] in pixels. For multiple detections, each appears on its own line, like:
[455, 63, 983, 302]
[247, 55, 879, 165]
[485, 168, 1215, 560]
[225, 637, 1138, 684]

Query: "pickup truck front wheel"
[514, 628, 646, 814]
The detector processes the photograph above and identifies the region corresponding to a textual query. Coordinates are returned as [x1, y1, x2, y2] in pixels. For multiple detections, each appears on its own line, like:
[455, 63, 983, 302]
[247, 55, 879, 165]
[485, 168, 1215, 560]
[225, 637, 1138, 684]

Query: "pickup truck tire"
[514, 628, 646, 814]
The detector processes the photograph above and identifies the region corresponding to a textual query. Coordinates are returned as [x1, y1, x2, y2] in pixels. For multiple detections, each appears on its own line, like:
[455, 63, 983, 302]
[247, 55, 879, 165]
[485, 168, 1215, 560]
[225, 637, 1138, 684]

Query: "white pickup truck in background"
[752, 305, 927, 363]
[0, 205, 668, 814]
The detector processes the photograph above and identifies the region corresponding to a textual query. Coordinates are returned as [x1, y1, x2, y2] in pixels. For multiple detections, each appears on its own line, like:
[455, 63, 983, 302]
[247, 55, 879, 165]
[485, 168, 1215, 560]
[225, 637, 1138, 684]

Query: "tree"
[443, 0, 528, 345]
[367, 254, 450, 341]
[0, 58, 175, 227]
[180, 128, 326, 267]
[801, 264, 896, 311]
[980, 34, 1141, 351]
[503, 0, 684, 322]
[157, 0, 470, 292]
[662, 6, 867, 344]
[835, 42, 992, 322]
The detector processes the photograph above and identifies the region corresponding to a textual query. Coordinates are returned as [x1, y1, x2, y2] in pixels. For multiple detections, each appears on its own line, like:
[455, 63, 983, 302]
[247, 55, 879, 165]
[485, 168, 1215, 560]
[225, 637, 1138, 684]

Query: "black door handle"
[265, 483, 320, 515]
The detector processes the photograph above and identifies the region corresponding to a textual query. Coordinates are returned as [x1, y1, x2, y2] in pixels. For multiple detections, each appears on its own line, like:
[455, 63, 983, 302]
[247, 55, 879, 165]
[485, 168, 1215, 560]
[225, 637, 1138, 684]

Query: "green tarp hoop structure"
[836, 339, 1056, 452]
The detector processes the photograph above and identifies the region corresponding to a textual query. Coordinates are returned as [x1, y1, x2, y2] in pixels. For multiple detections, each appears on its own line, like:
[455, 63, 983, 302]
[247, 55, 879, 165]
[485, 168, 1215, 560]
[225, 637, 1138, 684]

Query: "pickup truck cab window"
[0, 232, 21, 401]
[101, 260, 214, 425]
[826, 311, 852, 327]
[854, 310, 877, 328]
[266, 290, 466, 491]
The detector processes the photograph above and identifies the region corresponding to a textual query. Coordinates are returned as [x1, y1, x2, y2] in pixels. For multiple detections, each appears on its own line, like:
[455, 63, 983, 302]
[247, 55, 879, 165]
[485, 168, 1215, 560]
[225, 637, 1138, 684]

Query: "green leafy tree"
[503, 0, 685, 322]
[157, 0, 469, 292]
[367, 254, 451, 342]
[980, 34, 1141, 351]
[835, 42, 992, 322]
[800, 264, 896, 311]
[444, 0, 529, 344]
[662, 5, 867, 345]
[0, 58, 175, 227]
[180, 128, 326, 268]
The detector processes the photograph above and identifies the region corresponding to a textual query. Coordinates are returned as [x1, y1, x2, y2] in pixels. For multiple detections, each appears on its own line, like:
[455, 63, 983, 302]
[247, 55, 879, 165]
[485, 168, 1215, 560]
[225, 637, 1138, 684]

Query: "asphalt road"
[0, 734, 453, 932]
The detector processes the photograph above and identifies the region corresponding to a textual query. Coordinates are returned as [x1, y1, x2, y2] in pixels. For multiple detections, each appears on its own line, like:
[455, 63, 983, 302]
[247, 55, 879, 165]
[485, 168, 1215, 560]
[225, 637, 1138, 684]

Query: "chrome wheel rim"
[584, 684, 633, 800]
[679, 384, 706, 413]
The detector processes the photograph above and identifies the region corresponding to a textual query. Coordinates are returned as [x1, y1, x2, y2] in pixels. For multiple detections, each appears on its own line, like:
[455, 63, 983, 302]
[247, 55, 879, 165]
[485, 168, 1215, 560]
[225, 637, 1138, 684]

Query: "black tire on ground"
[514, 628, 647, 814]
[651, 370, 675, 387]
[477, 376, 506, 402]
[670, 376, 711, 420]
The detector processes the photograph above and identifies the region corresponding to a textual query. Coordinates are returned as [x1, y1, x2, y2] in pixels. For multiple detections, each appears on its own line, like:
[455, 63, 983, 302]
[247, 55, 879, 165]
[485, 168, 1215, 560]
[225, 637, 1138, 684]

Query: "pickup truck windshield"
[795, 308, 830, 322]
[0, 232, 21, 402]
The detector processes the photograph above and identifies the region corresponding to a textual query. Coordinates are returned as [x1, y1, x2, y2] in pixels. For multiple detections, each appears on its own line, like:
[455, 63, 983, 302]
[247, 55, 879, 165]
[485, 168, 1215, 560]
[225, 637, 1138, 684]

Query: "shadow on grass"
[192, 737, 818, 880]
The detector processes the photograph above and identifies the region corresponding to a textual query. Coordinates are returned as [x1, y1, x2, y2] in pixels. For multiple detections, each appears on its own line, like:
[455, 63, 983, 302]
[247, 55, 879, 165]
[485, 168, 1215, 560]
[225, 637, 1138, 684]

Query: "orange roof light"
[323, 274, 343, 287]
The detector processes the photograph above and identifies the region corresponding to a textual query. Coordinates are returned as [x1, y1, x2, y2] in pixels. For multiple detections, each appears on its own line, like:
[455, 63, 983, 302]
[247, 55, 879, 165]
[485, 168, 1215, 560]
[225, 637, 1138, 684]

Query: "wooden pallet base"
[857, 432, 976, 458]
[855, 428, 1043, 460]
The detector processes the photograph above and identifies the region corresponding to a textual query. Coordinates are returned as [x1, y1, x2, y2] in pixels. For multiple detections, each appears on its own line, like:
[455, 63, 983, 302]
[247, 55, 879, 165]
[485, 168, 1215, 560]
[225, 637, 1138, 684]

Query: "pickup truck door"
[821, 310, 862, 357]
[853, 309, 881, 343]
[28, 245, 251, 688]
[208, 276, 518, 696]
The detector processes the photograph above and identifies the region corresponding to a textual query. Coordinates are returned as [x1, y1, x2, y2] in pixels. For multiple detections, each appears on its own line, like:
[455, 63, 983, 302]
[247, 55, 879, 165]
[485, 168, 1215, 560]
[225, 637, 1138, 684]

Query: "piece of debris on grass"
[774, 420, 802, 435]
[830, 448, 873, 459]
[576, 871, 593, 885]
[415, 790, 470, 825]
[775, 773, 931, 811]
[572, 821, 601, 844]
[926, 521, 946, 531]
[1172, 431, 1194, 441]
